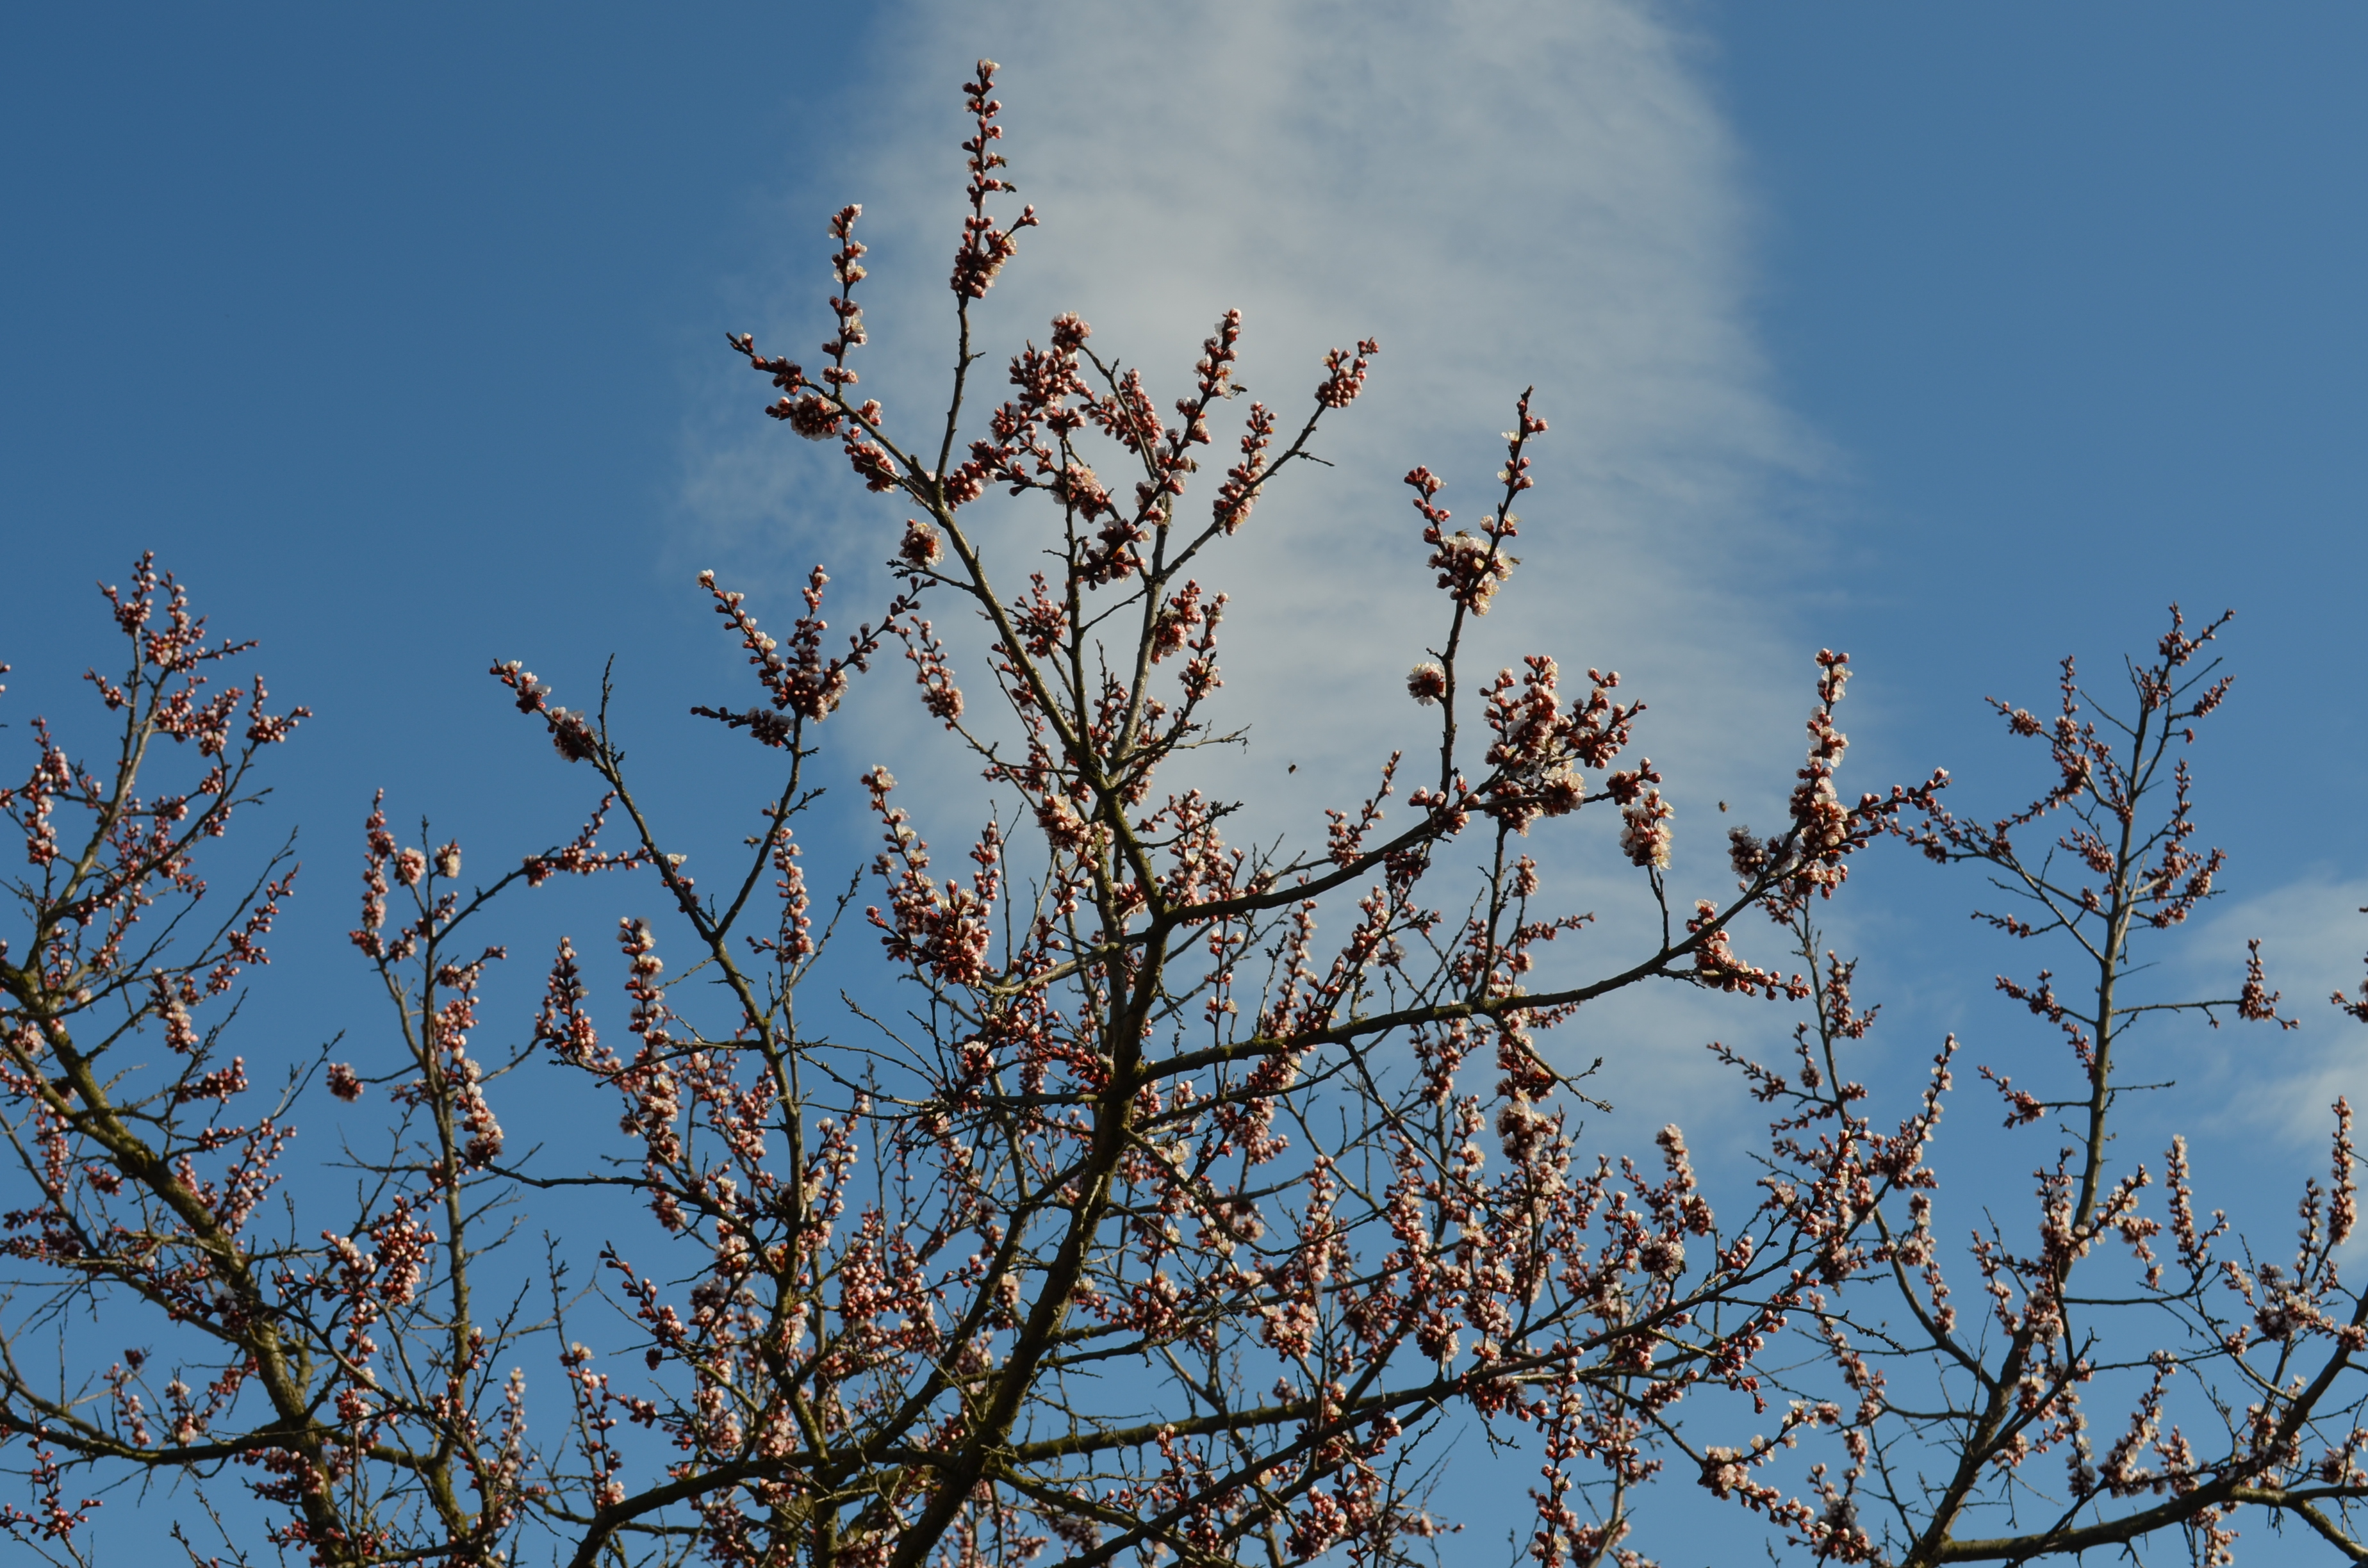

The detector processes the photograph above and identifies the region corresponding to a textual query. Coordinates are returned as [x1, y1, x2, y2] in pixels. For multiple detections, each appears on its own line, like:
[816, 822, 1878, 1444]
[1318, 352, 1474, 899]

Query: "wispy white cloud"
[680, 0, 1844, 1122]
[2174, 876, 2368, 1145]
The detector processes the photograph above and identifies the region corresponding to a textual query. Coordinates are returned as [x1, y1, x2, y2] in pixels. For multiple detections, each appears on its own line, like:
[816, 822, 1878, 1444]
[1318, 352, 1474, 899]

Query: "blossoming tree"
[3, 61, 2354, 1568]
[1686, 614, 2368, 1565]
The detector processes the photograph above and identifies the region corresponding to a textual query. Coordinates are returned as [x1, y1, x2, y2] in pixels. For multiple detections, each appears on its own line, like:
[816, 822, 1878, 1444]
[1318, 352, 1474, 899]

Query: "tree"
[1688, 616, 2368, 1565]
[0, 61, 2351, 1568]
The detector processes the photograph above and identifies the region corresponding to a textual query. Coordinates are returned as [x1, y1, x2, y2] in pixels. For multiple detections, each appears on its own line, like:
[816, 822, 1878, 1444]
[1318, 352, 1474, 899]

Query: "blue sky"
[4, 3, 2365, 1558]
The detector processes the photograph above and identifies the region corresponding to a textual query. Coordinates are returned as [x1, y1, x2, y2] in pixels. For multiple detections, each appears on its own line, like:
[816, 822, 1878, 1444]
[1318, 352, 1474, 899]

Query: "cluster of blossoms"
[647, 77, 1972, 1565]
[0, 557, 682, 1563]
[1687, 608, 2365, 1566]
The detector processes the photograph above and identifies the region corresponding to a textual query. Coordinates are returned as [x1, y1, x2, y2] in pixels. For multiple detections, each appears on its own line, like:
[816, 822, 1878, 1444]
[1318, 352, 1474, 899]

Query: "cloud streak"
[682, 0, 1841, 1129]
